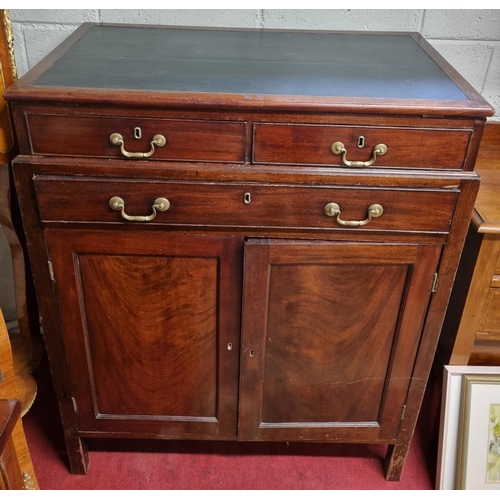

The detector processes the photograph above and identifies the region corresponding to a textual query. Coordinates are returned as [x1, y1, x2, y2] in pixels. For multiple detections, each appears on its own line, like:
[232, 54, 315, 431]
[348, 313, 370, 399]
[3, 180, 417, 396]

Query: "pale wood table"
[0, 307, 38, 489]
[441, 123, 500, 365]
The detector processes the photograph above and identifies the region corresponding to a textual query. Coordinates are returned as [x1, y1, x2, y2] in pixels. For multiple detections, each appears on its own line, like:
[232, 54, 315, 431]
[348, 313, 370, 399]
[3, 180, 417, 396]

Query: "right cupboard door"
[238, 239, 441, 442]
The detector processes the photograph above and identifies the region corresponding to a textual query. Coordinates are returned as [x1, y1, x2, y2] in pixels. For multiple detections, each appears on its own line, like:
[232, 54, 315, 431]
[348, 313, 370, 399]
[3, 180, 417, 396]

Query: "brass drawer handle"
[109, 133, 167, 158]
[324, 202, 383, 227]
[331, 141, 388, 167]
[109, 196, 170, 222]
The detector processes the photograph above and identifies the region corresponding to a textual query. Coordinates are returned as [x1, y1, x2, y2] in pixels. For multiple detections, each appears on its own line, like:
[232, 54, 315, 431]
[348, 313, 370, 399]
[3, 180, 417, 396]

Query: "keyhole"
[244, 192, 252, 204]
[134, 127, 142, 139]
[249, 350, 254, 357]
[357, 136, 365, 148]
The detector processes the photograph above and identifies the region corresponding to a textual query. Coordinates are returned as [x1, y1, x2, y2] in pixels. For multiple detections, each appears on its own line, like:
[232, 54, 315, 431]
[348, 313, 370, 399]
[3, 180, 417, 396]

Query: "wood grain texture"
[239, 240, 441, 443]
[34, 176, 458, 234]
[7, 25, 490, 481]
[262, 263, 407, 424]
[81, 254, 218, 417]
[12, 102, 479, 157]
[471, 123, 500, 233]
[12, 163, 90, 474]
[478, 286, 500, 334]
[440, 123, 500, 366]
[44, 229, 242, 437]
[10, 334, 43, 416]
[438, 225, 484, 365]
[253, 123, 470, 170]
[0, 309, 38, 489]
[0, 400, 25, 490]
[468, 340, 500, 365]
[27, 114, 246, 163]
[391, 176, 479, 479]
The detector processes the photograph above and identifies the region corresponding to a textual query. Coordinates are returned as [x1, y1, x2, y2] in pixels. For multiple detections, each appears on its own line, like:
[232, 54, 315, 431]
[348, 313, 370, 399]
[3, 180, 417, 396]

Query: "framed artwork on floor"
[437, 365, 500, 490]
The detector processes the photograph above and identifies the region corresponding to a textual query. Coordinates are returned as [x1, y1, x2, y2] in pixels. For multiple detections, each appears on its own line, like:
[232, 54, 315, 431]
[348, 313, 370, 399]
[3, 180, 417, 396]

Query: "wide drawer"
[34, 177, 458, 234]
[26, 114, 246, 163]
[253, 123, 470, 170]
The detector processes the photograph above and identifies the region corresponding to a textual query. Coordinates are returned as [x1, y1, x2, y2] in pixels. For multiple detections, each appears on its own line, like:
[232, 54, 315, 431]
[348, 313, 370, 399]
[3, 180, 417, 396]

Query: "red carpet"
[22, 357, 437, 489]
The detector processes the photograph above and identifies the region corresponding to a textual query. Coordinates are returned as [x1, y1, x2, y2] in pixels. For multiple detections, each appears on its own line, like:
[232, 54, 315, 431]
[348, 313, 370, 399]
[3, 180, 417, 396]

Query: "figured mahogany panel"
[253, 123, 470, 170]
[262, 263, 407, 423]
[239, 239, 442, 442]
[34, 176, 458, 234]
[79, 254, 217, 417]
[26, 114, 246, 163]
[44, 230, 243, 437]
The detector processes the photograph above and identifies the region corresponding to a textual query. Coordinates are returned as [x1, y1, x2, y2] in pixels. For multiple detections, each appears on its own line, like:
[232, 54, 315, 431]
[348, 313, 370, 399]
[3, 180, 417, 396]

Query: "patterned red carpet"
[22, 357, 437, 489]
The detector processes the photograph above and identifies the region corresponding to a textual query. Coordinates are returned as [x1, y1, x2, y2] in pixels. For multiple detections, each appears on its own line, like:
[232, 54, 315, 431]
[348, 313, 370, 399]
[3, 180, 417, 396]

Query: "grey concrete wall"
[10, 9, 500, 119]
[1, 9, 499, 322]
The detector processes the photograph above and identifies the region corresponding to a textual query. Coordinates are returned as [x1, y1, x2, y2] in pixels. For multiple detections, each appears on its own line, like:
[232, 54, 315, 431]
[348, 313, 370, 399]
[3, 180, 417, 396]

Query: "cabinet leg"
[65, 436, 89, 475]
[383, 443, 410, 481]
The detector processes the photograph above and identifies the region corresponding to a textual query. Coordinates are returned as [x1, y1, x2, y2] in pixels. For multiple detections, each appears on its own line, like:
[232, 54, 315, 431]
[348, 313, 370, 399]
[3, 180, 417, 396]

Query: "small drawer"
[34, 176, 458, 234]
[478, 289, 500, 334]
[253, 123, 470, 170]
[26, 114, 246, 163]
[495, 253, 500, 275]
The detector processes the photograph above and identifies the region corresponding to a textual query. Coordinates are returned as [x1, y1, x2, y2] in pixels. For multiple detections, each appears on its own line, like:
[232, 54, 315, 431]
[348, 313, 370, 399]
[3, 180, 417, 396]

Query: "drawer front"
[26, 114, 246, 163]
[35, 177, 457, 234]
[478, 289, 500, 334]
[253, 123, 470, 170]
[495, 252, 500, 275]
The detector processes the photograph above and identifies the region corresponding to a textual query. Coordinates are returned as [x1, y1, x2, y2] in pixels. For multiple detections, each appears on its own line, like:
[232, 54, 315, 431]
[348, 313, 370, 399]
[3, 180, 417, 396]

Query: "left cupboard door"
[44, 229, 243, 439]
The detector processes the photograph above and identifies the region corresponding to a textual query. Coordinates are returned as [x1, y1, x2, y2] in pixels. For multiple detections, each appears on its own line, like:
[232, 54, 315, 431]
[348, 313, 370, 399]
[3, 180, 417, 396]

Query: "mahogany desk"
[4, 24, 494, 481]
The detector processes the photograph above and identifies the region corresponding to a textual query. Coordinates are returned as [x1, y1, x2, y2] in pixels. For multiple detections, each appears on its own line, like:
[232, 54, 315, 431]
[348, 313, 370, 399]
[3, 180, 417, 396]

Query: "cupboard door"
[239, 239, 441, 442]
[44, 229, 243, 438]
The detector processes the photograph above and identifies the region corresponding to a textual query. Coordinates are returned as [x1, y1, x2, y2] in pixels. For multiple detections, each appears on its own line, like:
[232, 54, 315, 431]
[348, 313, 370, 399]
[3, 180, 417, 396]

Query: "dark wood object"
[4, 24, 494, 481]
[0, 9, 42, 418]
[440, 124, 500, 366]
[0, 307, 38, 489]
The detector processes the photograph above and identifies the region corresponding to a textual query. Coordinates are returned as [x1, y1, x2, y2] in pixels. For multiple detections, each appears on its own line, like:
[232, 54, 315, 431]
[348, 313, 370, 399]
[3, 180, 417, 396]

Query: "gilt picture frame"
[437, 366, 500, 489]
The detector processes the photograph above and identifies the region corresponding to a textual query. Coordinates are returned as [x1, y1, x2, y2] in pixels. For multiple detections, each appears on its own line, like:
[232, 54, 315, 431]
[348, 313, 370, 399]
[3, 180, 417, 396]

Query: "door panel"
[79, 254, 218, 417]
[45, 229, 243, 438]
[239, 239, 441, 442]
[263, 263, 408, 424]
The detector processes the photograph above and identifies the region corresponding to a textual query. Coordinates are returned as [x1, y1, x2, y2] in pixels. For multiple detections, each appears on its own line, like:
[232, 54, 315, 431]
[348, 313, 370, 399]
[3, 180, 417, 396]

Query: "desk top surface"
[6, 24, 495, 116]
[33, 26, 465, 100]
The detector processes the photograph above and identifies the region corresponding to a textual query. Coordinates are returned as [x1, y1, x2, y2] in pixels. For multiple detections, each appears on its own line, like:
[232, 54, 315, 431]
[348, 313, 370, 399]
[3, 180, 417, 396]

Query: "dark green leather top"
[33, 25, 467, 101]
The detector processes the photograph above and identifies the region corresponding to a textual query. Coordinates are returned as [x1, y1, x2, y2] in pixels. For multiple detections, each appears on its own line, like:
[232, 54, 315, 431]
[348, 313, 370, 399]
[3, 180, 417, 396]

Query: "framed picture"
[437, 366, 500, 489]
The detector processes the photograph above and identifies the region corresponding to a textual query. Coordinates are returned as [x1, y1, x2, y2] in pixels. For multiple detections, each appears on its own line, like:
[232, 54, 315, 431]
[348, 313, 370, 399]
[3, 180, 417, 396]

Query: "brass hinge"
[48, 261, 55, 281]
[71, 396, 78, 414]
[431, 273, 439, 293]
[400, 404, 406, 421]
